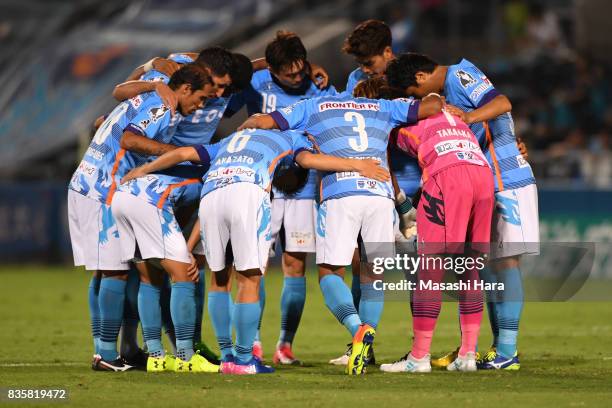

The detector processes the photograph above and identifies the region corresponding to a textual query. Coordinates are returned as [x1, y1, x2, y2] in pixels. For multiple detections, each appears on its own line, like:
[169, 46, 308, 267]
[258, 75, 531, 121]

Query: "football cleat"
[380, 353, 431, 373]
[273, 343, 301, 365]
[220, 355, 236, 374]
[164, 354, 177, 372]
[329, 343, 352, 366]
[479, 353, 520, 371]
[476, 346, 497, 369]
[174, 353, 220, 373]
[346, 324, 375, 375]
[123, 348, 149, 371]
[146, 355, 167, 373]
[252, 341, 264, 361]
[431, 347, 459, 368]
[91, 354, 102, 370]
[194, 341, 220, 365]
[232, 358, 275, 375]
[94, 357, 135, 372]
[447, 352, 477, 372]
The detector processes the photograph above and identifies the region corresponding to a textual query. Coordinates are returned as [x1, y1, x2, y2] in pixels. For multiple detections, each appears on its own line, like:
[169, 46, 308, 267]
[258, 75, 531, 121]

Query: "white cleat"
[447, 352, 477, 372]
[329, 343, 351, 365]
[380, 353, 431, 373]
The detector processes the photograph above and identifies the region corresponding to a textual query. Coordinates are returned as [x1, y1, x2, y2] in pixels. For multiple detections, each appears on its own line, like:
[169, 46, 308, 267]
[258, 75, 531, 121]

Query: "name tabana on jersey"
[373, 279, 505, 292]
[318, 101, 380, 112]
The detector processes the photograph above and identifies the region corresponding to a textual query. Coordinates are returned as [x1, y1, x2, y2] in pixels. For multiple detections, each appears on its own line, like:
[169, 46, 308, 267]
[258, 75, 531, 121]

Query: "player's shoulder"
[168, 53, 194, 64]
[348, 67, 367, 81]
[250, 69, 273, 89]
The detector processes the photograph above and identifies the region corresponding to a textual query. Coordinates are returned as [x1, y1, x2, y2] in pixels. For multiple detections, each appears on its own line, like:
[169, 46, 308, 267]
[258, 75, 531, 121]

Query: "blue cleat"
[479, 353, 520, 370]
[232, 358, 275, 375]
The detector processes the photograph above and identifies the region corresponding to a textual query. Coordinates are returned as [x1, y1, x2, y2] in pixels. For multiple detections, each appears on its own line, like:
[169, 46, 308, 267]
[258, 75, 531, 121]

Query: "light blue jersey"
[345, 68, 422, 195]
[69, 92, 181, 204]
[270, 94, 420, 201]
[194, 128, 313, 198]
[140, 53, 230, 145]
[444, 59, 535, 191]
[229, 69, 337, 199]
[117, 165, 206, 213]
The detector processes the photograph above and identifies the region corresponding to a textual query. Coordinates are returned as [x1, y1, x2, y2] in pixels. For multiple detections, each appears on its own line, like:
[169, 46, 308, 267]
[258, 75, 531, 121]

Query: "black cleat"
[94, 357, 135, 372]
[123, 349, 149, 371]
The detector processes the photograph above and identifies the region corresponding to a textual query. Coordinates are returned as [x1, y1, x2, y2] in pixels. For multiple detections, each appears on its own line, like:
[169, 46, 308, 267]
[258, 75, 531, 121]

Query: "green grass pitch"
[1, 265, 611, 407]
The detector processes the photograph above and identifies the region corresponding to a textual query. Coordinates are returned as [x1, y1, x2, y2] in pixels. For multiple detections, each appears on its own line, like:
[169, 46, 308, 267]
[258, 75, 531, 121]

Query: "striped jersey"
[444, 59, 535, 191]
[228, 68, 337, 199]
[195, 128, 314, 197]
[68, 92, 181, 204]
[270, 94, 420, 201]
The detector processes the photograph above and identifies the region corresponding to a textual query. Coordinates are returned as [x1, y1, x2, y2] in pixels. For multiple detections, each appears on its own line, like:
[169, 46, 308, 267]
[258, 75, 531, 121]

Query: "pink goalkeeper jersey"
[391, 111, 488, 182]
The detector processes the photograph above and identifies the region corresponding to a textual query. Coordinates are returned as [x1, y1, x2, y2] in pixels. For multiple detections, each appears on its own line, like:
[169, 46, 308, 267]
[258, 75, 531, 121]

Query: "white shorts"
[316, 195, 395, 266]
[491, 184, 540, 259]
[67, 189, 129, 271]
[270, 198, 317, 254]
[111, 191, 191, 264]
[199, 183, 272, 273]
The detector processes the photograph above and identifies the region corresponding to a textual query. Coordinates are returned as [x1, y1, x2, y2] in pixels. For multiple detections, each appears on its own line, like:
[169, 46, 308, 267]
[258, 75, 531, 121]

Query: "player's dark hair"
[353, 77, 405, 100]
[196, 46, 234, 77]
[265, 31, 307, 73]
[386, 53, 439, 89]
[168, 63, 212, 91]
[272, 157, 309, 196]
[342, 19, 392, 60]
[226, 53, 253, 94]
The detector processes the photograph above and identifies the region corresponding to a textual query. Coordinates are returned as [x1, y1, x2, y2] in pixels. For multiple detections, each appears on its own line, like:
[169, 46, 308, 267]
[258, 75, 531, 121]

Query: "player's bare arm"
[185, 218, 201, 282]
[120, 146, 199, 184]
[417, 93, 444, 119]
[238, 113, 278, 130]
[112, 81, 177, 115]
[119, 130, 178, 159]
[295, 151, 390, 182]
[455, 94, 512, 124]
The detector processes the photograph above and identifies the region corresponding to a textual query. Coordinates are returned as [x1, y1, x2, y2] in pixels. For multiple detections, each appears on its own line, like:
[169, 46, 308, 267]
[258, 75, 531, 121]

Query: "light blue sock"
[138, 282, 164, 358]
[320, 274, 361, 336]
[208, 291, 233, 360]
[496, 267, 523, 358]
[171, 282, 196, 361]
[160, 275, 176, 353]
[98, 277, 126, 361]
[255, 277, 265, 342]
[88, 275, 101, 354]
[480, 266, 499, 346]
[234, 302, 261, 364]
[351, 272, 361, 312]
[279, 276, 306, 344]
[194, 268, 205, 344]
[120, 267, 140, 357]
[358, 282, 384, 329]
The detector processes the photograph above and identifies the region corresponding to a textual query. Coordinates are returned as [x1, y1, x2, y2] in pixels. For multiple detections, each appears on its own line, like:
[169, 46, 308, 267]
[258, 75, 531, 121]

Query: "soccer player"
[357, 77, 495, 372]
[228, 31, 337, 364]
[324, 20, 422, 366]
[68, 63, 213, 371]
[120, 127, 391, 374]
[112, 163, 219, 373]
[111, 47, 247, 361]
[387, 53, 539, 370]
[239, 91, 443, 375]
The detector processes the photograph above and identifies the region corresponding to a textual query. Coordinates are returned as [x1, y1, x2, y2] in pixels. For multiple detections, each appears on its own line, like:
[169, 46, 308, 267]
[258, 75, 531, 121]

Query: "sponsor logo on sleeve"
[149, 105, 170, 122]
[130, 95, 143, 108]
[469, 81, 493, 102]
[456, 70, 477, 88]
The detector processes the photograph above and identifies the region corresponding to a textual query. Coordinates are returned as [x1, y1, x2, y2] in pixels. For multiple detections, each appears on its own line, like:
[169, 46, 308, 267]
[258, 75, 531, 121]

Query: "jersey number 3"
[345, 112, 368, 152]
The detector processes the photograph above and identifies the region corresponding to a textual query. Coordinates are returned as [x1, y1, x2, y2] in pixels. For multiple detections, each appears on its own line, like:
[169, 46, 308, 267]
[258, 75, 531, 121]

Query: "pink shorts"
[417, 165, 494, 254]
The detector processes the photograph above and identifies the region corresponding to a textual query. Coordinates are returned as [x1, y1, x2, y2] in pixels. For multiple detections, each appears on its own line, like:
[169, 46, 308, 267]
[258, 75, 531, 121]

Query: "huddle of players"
[68, 19, 538, 375]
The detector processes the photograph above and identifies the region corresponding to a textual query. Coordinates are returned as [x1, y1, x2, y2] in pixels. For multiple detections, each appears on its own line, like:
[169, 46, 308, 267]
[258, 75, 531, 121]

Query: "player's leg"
[134, 261, 168, 372]
[482, 184, 538, 370]
[274, 199, 314, 365]
[208, 267, 234, 372]
[87, 271, 102, 360]
[119, 264, 146, 368]
[228, 183, 274, 374]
